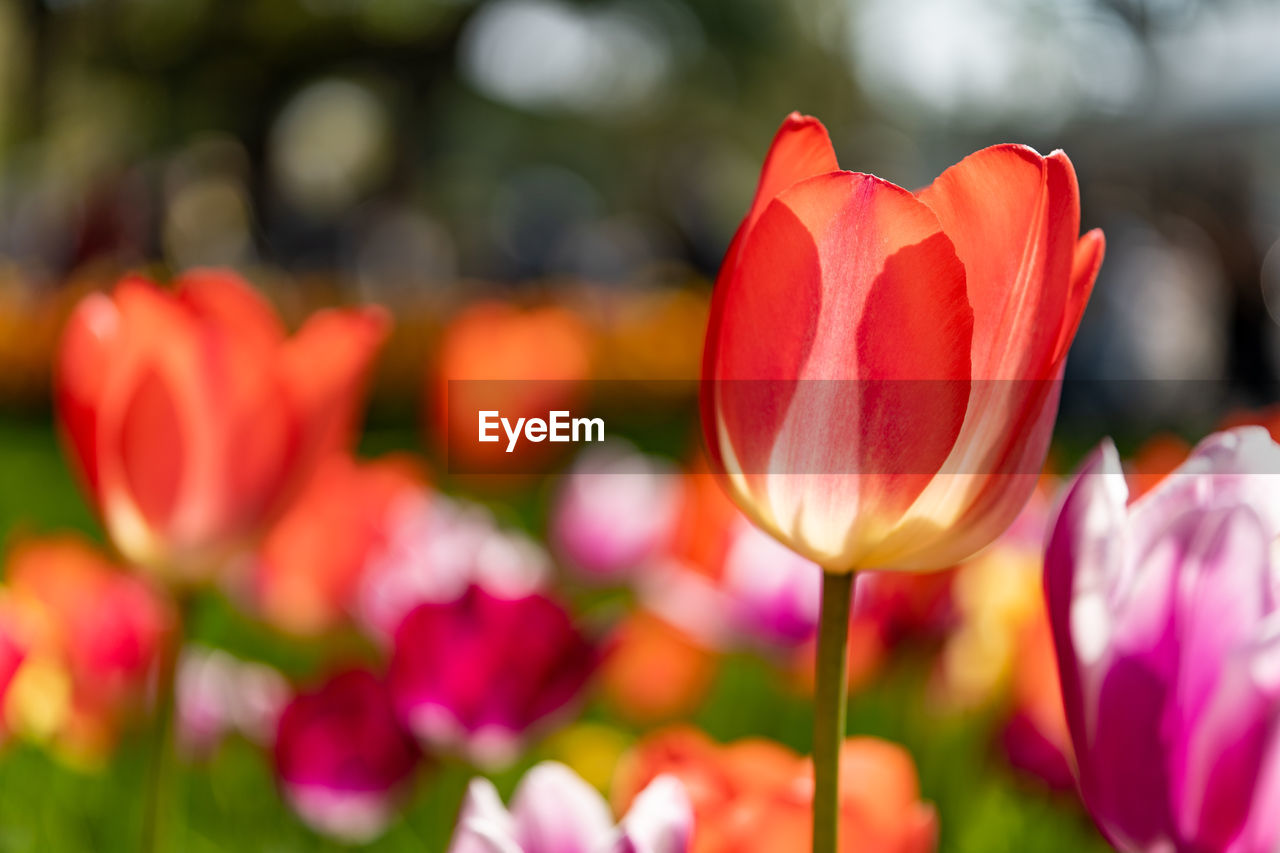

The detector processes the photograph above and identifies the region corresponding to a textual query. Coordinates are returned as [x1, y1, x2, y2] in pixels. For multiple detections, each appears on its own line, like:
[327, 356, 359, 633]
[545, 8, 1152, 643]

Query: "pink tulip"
[178, 646, 288, 756]
[0, 620, 22, 698]
[1045, 427, 1280, 852]
[388, 585, 596, 769]
[720, 518, 822, 646]
[449, 761, 692, 853]
[0, 614, 25, 742]
[551, 443, 680, 583]
[273, 669, 420, 843]
[357, 497, 549, 641]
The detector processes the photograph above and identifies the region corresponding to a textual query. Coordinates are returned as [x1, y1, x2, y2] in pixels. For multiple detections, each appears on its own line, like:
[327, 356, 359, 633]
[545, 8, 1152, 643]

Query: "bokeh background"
[1, 0, 1279, 850]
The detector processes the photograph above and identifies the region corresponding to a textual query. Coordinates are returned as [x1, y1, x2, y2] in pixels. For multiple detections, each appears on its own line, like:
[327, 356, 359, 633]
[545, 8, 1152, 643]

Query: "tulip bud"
[702, 114, 1104, 573]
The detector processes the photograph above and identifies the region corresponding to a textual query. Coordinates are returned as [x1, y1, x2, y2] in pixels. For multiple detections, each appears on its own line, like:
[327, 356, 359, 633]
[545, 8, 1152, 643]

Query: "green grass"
[0, 418, 1111, 851]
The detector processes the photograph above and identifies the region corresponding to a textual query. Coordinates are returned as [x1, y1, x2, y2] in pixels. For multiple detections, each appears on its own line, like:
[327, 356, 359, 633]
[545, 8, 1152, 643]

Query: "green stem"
[142, 594, 188, 853]
[813, 570, 854, 853]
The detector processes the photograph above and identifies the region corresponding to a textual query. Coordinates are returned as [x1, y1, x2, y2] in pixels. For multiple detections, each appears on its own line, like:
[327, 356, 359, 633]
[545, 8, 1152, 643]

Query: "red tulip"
[701, 114, 1104, 572]
[55, 269, 388, 577]
[599, 609, 717, 724]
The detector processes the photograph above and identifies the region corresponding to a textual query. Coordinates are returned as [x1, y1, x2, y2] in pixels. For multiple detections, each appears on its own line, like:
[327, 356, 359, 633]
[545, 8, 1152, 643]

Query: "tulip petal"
[741, 113, 839, 240]
[55, 292, 120, 494]
[1086, 656, 1177, 848]
[273, 669, 419, 843]
[172, 271, 303, 531]
[220, 371, 298, 531]
[870, 147, 1090, 571]
[1130, 427, 1280, 552]
[835, 739, 940, 853]
[516, 599, 599, 729]
[175, 268, 286, 355]
[449, 777, 523, 853]
[1174, 642, 1277, 853]
[1232, 636, 1280, 853]
[1160, 506, 1274, 848]
[702, 114, 838, 476]
[1171, 507, 1269, 723]
[870, 383, 1057, 571]
[100, 278, 220, 562]
[705, 196, 822, 484]
[916, 144, 1079, 380]
[279, 306, 390, 455]
[391, 594, 491, 744]
[389, 588, 594, 768]
[510, 762, 614, 853]
[1043, 441, 1129, 771]
[1056, 228, 1105, 363]
[614, 775, 693, 853]
[118, 367, 187, 529]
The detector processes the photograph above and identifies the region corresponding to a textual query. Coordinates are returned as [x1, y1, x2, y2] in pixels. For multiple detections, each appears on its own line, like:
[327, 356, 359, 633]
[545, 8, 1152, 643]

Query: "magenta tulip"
[273, 669, 420, 842]
[1045, 427, 1280, 853]
[388, 585, 596, 768]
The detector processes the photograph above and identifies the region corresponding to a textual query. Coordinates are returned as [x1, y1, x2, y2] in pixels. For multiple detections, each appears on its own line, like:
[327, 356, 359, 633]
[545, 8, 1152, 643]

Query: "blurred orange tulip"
[434, 301, 592, 478]
[599, 610, 718, 724]
[614, 726, 937, 853]
[55, 269, 388, 578]
[666, 467, 740, 584]
[252, 454, 424, 636]
[2, 536, 173, 761]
